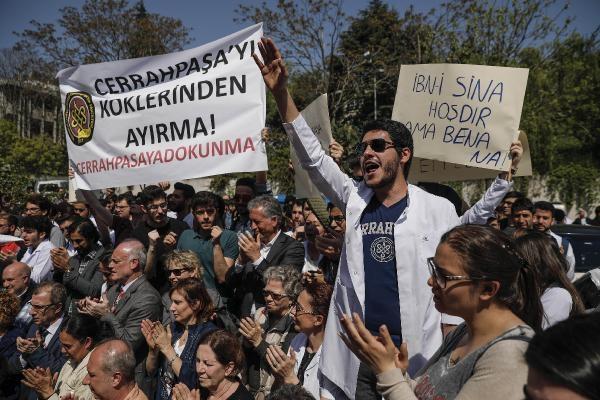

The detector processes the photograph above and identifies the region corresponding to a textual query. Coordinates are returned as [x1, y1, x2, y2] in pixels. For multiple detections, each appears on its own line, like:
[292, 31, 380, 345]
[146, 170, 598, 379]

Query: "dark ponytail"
[440, 225, 544, 332]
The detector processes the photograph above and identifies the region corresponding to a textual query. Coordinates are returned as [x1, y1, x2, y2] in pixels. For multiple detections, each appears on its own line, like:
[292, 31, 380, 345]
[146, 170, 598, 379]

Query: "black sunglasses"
[355, 138, 395, 155]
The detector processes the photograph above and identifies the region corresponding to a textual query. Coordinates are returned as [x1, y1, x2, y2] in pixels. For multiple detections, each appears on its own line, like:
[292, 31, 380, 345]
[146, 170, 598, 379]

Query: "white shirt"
[541, 286, 572, 329]
[283, 114, 511, 398]
[251, 230, 283, 267]
[21, 239, 55, 283]
[549, 230, 576, 280]
[120, 275, 141, 293]
[44, 317, 64, 347]
[289, 333, 323, 399]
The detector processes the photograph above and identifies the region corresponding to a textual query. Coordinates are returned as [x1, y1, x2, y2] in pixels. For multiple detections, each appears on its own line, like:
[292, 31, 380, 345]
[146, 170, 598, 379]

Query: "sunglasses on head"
[355, 138, 395, 155]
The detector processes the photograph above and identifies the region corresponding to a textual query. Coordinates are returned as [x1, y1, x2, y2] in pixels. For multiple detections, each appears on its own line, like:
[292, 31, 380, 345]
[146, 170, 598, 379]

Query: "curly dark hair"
[0, 292, 20, 330]
[199, 330, 245, 377]
[304, 281, 333, 318]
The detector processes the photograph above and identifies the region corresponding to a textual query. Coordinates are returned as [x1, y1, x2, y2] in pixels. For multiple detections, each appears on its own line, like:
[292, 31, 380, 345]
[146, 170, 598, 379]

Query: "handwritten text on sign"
[392, 64, 528, 172]
[58, 23, 267, 190]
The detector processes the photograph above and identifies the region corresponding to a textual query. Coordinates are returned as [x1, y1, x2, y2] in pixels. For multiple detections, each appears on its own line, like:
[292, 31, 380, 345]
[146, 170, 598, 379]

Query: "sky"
[1, 0, 599, 52]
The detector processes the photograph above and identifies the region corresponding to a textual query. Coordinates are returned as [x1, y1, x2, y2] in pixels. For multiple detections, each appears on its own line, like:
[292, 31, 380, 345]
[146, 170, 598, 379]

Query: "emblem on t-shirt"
[370, 237, 395, 262]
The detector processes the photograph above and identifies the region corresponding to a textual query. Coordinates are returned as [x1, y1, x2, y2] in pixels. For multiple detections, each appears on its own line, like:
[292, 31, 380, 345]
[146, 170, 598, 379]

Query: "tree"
[12, 0, 191, 81]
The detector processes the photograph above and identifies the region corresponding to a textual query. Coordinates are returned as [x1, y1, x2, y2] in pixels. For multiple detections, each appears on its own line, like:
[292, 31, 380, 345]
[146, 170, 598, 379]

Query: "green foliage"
[0, 119, 67, 200]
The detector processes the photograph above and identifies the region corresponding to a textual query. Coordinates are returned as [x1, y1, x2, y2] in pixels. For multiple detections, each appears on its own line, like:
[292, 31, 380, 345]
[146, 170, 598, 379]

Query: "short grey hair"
[248, 195, 283, 224]
[263, 265, 302, 299]
[119, 239, 147, 271]
[97, 339, 136, 382]
[34, 281, 67, 308]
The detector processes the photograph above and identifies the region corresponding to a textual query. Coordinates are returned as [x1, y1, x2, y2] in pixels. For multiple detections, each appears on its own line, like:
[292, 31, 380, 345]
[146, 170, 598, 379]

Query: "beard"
[365, 156, 401, 190]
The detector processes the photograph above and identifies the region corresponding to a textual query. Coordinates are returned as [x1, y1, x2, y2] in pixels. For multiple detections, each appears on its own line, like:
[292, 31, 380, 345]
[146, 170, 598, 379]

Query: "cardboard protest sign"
[392, 64, 528, 173]
[291, 94, 333, 198]
[58, 24, 267, 190]
[409, 129, 533, 182]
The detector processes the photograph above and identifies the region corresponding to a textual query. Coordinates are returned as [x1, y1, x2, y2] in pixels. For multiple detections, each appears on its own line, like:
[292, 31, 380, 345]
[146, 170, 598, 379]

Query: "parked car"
[551, 224, 600, 274]
[34, 178, 68, 194]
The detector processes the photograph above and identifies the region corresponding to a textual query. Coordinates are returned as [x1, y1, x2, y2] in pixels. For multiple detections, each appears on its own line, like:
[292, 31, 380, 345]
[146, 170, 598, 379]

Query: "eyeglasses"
[292, 301, 316, 316]
[168, 268, 193, 277]
[146, 203, 168, 211]
[27, 301, 56, 312]
[262, 290, 288, 301]
[193, 208, 216, 216]
[355, 139, 395, 155]
[329, 215, 345, 224]
[427, 257, 489, 289]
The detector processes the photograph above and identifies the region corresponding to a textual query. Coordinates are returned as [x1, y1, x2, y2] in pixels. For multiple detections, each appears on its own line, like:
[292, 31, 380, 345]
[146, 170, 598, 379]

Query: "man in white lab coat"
[254, 38, 521, 399]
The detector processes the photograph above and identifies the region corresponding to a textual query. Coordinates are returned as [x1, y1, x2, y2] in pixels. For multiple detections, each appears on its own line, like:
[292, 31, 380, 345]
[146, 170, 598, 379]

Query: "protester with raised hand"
[254, 37, 519, 399]
[141, 277, 217, 400]
[339, 225, 542, 400]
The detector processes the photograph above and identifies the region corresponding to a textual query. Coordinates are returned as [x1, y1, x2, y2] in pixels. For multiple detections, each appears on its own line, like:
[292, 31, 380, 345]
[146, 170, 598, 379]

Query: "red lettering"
[225, 138, 241, 153]
[175, 147, 186, 160]
[243, 137, 255, 152]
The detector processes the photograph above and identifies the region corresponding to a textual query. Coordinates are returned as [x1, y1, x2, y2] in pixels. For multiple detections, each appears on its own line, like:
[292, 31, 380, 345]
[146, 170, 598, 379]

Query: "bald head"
[108, 239, 147, 286]
[85, 340, 136, 399]
[2, 261, 31, 295]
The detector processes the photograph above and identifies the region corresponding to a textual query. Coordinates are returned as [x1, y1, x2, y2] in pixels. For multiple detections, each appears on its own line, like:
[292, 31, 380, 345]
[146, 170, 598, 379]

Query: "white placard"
[58, 24, 267, 190]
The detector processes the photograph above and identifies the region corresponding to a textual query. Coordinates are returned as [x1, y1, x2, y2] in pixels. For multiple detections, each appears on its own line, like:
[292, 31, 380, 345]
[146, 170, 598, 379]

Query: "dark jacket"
[225, 232, 304, 316]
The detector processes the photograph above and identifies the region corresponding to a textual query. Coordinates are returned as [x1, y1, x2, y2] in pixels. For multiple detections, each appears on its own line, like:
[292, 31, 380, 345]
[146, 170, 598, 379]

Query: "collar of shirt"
[260, 230, 282, 254]
[27, 239, 52, 255]
[44, 316, 63, 344]
[121, 275, 141, 293]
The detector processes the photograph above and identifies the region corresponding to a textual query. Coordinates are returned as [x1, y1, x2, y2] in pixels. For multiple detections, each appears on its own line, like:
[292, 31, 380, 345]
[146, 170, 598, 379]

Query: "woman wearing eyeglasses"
[264, 281, 333, 399]
[339, 225, 543, 400]
[141, 277, 217, 400]
[238, 265, 301, 399]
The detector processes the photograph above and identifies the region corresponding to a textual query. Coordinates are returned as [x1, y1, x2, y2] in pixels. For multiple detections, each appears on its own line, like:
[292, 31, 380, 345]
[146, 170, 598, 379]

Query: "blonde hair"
[164, 250, 204, 279]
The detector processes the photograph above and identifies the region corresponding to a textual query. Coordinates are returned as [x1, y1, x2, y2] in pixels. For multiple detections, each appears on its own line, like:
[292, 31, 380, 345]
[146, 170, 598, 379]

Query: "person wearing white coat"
[255, 38, 520, 399]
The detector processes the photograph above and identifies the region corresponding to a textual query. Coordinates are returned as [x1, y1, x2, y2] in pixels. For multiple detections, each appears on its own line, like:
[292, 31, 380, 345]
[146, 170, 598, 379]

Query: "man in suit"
[2, 261, 35, 330]
[226, 195, 304, 316]
[78, 238, 161, 388]
[8, 281, 68, 400]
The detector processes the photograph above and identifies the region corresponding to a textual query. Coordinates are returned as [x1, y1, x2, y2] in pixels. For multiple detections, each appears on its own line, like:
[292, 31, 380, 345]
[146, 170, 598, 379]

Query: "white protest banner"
[291, 94, 333, 198]
[57, 24, 267, 190]
[409, 129, 533, 182]
[392, 64, 528, 172]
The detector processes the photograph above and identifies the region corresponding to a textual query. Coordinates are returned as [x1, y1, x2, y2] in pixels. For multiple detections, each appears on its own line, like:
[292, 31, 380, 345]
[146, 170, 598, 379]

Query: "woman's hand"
[172, 383, 200, 400]
[152, 323, 171, 353]
[266, 345, 299, 384]
[253, 38, 288, 95]
[339, 313, 409, 374]
[21, 367, 56, 399]
[239, 317, 263, 348]
[140, 319, 158, 351]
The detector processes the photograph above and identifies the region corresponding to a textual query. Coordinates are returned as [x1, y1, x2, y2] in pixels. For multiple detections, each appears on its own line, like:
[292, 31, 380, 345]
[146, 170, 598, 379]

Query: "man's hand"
[329, 140, 344, 165]
[239, 317, 263, 348]
[211, 226, 223, 244]
[163, 232, 177, 248]
[0, 250, 18, 264]
[50, 247, 70, 272]
[157, 181, 171, 191]
[79, 295, 110, 318]
[266, 345, 299, 384]
[509, 139, 523, 170]
[16, 336, 41, 354]
[148, 230, 160, 247]
[238, 231, 261, 263]
[254, 38, 288, 95]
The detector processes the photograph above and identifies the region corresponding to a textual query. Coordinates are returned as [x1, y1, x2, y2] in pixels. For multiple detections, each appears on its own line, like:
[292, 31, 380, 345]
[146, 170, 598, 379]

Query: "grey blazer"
[101, 275, 162, 364]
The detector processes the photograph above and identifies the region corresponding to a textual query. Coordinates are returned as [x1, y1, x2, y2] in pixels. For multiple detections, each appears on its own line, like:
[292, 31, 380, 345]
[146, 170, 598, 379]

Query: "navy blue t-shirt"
[361, 195, 407, 345]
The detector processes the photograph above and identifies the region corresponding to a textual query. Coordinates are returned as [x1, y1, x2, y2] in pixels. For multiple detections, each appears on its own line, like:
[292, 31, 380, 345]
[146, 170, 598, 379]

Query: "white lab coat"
[283, 115, 511, 399]
[549, 230, 576, 280]
[288, 333, 322, 399]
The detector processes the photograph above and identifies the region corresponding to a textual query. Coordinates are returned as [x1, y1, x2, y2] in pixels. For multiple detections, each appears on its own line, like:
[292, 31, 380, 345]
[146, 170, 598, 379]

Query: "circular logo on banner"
[64, 91, 95, 146]
[370, 237, 395, 263]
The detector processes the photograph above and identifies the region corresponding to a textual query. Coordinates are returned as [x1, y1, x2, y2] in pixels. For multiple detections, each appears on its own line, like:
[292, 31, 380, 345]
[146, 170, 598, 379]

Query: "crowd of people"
[0, 38, 599, 400]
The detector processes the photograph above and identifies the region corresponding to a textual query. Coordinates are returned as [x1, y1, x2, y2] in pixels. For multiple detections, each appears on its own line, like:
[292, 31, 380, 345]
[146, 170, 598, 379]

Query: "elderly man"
[226, 195, 304, 316]
[2, 261, 35, 329]
[83, 339, 147, 400]
[78, 239, 161, 387]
